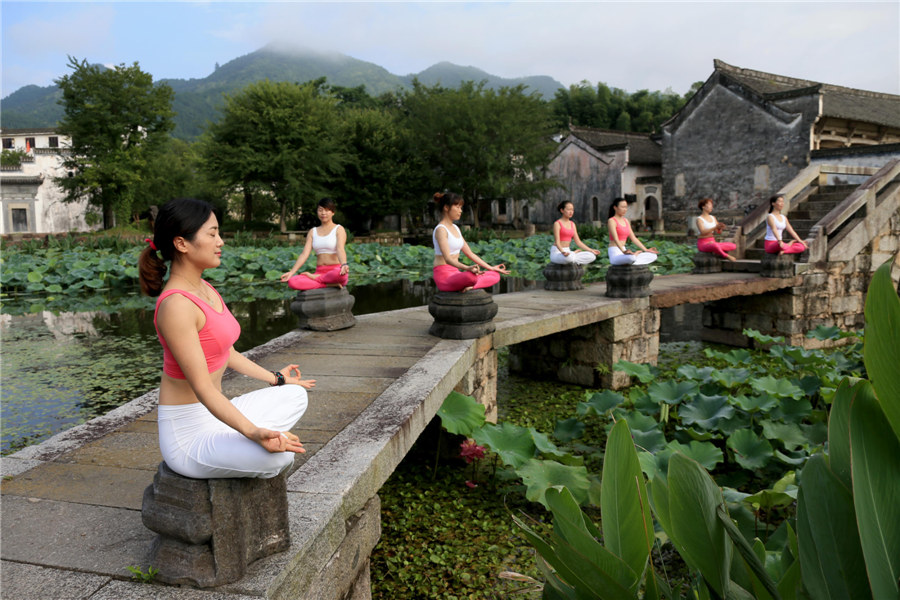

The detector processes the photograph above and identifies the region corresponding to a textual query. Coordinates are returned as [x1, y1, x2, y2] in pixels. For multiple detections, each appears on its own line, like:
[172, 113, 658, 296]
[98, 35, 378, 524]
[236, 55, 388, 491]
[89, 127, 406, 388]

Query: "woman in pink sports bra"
[432, 192, 510, 292]
[607, 197, 658, 266]
[551, 201, 601, 265]
[281, 198, 349, 290]
[696, 198, 737, 261]
[139, 198, 315, 479]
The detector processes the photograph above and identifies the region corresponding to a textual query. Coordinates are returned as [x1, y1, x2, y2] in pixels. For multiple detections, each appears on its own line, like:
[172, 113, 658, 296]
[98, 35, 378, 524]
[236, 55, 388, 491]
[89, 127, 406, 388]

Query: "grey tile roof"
[714, 59, 900, 129]
[567, 126, 662, 165]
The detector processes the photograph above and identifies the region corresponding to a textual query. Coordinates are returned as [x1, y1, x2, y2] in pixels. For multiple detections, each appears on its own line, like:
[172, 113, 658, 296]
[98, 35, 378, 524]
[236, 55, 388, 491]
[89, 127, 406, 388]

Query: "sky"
[2, 1, 899, 100]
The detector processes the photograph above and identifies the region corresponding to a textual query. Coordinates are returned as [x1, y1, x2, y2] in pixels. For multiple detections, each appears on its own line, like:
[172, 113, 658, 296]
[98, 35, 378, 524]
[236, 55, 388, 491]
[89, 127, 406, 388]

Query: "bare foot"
[727, 255, 737, 262]
[461, 286, 474, 293]
[302, 272, 318, 280]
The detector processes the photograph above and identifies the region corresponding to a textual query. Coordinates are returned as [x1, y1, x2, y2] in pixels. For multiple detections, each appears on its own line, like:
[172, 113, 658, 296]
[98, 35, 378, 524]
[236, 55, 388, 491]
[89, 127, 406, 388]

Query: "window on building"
[48, 137, 59, 148]
[11, 208, 29, 232]
[25, 137, 36, 150]
[2, 138, 13, 149]
[497, 199, 507, 215]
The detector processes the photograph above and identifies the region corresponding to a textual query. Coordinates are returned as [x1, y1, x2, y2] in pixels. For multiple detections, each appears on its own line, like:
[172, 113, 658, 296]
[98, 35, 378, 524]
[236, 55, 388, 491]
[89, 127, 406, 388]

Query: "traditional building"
[0, 127, 98, 235]
[661, 59, 900, 227]
[532, 126, 663, 230]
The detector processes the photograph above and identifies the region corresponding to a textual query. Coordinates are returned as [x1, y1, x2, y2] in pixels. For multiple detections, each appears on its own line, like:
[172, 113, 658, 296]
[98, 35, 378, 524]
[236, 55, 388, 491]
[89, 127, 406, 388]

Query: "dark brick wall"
[662, 83, 816, 224]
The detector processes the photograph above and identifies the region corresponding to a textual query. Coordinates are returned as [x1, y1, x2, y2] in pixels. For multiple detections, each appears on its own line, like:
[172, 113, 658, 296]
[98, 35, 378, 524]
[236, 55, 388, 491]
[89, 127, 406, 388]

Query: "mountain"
[403, 61, 563, 99]
[1, 46, 565, 140]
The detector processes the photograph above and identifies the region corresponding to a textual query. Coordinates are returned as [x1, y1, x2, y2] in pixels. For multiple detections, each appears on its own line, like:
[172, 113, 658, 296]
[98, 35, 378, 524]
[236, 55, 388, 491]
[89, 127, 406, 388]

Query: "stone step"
[790, 207, 834, 220]
[744, 247, 767, 260]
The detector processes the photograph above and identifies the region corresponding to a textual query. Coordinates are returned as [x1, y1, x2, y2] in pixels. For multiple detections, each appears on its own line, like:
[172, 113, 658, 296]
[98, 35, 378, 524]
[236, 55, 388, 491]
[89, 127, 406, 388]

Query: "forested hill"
[0, 45, 565, 140]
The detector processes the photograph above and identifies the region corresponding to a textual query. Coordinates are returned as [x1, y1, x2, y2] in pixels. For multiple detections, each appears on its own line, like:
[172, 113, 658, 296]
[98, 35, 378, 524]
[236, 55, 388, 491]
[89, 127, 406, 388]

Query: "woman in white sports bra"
[432, 191, 510, 292]
[281, 198, 349, 290]
[696, 198, 737, 261]
[765, 194, 807, 255]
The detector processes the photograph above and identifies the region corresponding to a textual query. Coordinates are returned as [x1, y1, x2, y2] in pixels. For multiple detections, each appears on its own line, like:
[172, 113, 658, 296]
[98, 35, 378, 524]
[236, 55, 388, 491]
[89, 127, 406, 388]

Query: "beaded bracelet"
[271, 370, 285, 386]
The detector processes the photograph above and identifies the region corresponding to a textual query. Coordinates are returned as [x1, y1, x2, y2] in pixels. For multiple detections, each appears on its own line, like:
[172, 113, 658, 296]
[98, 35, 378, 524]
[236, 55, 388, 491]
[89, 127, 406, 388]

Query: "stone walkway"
[0, 272, 796, 599]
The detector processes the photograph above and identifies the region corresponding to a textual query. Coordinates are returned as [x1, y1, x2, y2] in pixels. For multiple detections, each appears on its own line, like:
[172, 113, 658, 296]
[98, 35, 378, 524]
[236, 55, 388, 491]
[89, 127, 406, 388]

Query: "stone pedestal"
[428, 290, 498, 340]
[761, 253, 795, 278]
[605, 265, 653, 298]
[543, 263, 585, 291]
[692, 252, 722, 274]
[290, 287, 356, 331]
[141, 462, 290, 588]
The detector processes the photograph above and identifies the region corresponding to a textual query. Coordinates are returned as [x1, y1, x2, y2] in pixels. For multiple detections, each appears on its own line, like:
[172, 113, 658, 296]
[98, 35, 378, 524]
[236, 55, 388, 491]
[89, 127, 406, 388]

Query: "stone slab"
[649, 273, 798, 308]
[55, 432, 162, 470]
[0, 496, 153, 573]
[0, 561, 110, 600]
[90, 581, 261, 599]
[291, 392, 377, 433]
[1, 462, 152, 509]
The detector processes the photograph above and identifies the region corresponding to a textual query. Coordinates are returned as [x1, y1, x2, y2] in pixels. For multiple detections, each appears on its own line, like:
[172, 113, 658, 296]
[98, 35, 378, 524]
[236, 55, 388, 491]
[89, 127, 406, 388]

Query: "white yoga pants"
[550, 245, 597, 265]
[608, 247, 658, 266]
[157, 385, 308, 479]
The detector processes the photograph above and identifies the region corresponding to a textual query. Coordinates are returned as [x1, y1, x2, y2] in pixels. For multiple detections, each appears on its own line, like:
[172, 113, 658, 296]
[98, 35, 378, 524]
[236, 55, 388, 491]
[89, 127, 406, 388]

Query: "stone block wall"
[454, 335, 499, 422]
[508, 309, 660, 390]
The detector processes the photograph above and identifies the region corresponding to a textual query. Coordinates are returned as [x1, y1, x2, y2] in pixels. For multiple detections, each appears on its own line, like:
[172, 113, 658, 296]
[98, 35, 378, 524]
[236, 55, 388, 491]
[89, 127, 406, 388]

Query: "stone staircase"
[743, 184, 857, 260]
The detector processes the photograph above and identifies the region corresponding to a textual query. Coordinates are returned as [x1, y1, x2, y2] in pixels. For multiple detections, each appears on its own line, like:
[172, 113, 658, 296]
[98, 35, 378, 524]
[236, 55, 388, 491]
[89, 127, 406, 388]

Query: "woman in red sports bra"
[551, 201, 601, 265]
[139, 198, 315, 479]
[606, 197, 658, 266]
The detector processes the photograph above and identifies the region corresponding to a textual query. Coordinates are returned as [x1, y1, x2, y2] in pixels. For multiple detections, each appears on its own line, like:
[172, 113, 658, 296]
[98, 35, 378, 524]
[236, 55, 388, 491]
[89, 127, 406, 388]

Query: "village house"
[661, 59, 900, 229]
[0, 127, 99, 235]
[530, 126, 663, 231]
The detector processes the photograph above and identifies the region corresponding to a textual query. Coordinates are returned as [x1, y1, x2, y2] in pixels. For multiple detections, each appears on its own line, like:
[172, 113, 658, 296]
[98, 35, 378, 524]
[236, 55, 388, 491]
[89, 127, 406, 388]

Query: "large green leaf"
[759, 420, 808, 452]
[436, 391, 485, 436]
[826, 379, 854, 489]
[864, 257, 900, 441]
[664, 440, 724, 471]
[472, 422, 535, 468]
[751, 376, 804, 398]
[665, 453, 732, 598]
[796, 454, 870, 599]
[849, 380, 900, 599]
[601, 420, 653, 583]
[728, 429, 773, 471]
[577, 389, 625, 416]
[614, 360, 657, 383]
[517, 459, 591, 507]
[717, 505, 782, 600]
[680, 393, 735, 429]
[648, 380, 698, 405]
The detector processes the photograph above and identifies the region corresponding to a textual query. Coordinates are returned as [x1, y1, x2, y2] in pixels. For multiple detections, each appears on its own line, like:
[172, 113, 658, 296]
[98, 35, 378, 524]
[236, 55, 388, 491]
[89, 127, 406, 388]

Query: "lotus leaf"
[472, 422, 536, 469]
[680, 393, 734, 429]
[614, 360, 656, 383]
[577, 389, 624, 416]
[759, 420, 808, 452]
[727, 429, 773, 470]
[676, 364, 716, 382]
[663, 440, 723, 471]
[732, 393, 779, 414]
[743, 329, 785, 345]
[553, 418, 585, 443]
[648, 380, 698, 405]
[436, 391, 485, 437]
[516, 459, 591, 507]
[751, 376, 803, 398]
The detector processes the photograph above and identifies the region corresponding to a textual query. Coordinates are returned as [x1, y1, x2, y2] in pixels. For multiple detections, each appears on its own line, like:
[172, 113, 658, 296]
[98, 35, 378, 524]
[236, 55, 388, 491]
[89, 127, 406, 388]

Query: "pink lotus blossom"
[459, 439, 485, 464]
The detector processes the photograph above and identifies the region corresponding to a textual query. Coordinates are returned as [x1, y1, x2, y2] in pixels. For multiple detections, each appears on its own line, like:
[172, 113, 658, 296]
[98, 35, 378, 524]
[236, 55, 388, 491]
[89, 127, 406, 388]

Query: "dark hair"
[607, 197, 627, 219]
[698, 198, 713, 211]
[557, 200, 573, 213]
[138, 197, 214, 296]
[433, 192, 464, 212]
[318, 198, 337, 212]
[768, 194, 783, 214]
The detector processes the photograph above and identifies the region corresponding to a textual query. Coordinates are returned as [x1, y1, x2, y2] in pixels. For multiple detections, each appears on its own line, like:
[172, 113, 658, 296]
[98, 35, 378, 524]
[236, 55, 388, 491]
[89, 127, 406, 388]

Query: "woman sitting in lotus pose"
[551, 201, 601, 265]
[765, 194, 808, 255]
[138, 197, 315, 479]
[432, 192, 510, 292]
[281, 198, 349, 290]
[696, 198, 737, 261]
[607, 197, 658, 266]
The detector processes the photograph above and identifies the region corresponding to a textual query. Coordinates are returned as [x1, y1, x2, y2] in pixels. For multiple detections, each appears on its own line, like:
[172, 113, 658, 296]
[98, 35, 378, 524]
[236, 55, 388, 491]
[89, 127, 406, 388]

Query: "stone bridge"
[1, 161, 897, 599]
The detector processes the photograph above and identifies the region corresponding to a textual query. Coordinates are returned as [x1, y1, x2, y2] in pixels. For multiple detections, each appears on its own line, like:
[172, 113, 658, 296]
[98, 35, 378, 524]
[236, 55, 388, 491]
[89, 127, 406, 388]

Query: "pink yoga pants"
[433, 265, 500, 292]
[697, 238, 737, 259]
[287, 264, 348, 290]
[764, 240, 805, 254]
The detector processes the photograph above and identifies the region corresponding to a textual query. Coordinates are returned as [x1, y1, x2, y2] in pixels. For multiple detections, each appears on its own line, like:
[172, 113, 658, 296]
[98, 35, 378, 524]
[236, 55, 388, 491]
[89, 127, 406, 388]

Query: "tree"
[201, 80, 347, 231]
[401, 80, 558, 227]
[55, 57, 175, 228]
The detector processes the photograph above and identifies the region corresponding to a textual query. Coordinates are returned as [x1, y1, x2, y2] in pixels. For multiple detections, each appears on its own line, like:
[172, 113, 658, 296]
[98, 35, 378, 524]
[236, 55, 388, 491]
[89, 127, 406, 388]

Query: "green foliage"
[126, 565, 159, 583]
[0, 149, 27, 167]
[55, 57, 175, 228]
[549, 81, 688, 132]
[436, 391, 486, 436]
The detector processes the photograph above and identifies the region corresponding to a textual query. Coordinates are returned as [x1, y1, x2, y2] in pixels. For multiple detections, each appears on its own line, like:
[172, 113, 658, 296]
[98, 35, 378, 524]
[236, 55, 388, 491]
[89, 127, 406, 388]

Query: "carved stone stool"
[428, 289, 498, 339]
[605, 265, 654, 298]
[760, 253, 795, 278]
[692, 252, 722, 274]
[290, 286, 356, 331]
[543, 263, 585, 291]
[141, 462, 290, 587]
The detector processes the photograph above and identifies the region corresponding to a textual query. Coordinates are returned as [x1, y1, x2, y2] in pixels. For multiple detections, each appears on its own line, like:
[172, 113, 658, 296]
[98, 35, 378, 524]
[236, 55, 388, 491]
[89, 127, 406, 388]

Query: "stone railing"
[806, 158, 900, 263]
[736, 164, 881, 257]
